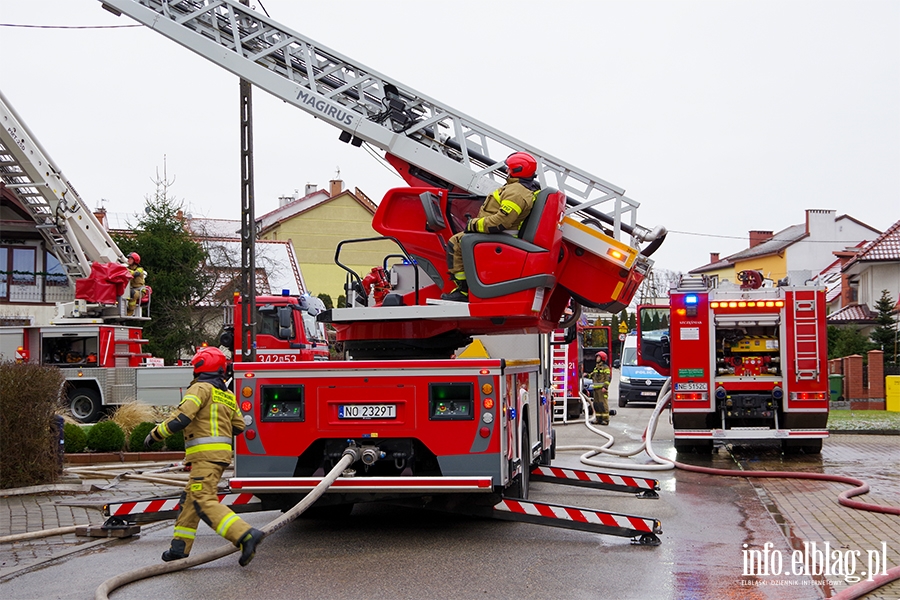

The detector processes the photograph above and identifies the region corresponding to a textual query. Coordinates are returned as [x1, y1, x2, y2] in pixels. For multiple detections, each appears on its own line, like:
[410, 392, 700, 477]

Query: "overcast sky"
[2, 0, 898, 274]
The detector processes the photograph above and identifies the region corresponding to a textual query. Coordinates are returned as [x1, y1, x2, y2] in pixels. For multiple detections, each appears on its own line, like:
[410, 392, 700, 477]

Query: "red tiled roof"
[845, 220, 900, 266]
[827, 303, 877, 323]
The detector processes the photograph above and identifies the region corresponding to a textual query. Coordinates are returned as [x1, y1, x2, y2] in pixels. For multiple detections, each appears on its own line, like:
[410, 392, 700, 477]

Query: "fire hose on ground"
[558, 378, 900, 599]
[94, 444, 361, 600]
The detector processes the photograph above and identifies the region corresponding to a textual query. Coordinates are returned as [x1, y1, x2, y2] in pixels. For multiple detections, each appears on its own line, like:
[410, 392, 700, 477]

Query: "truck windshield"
[622, 347, 638, 366]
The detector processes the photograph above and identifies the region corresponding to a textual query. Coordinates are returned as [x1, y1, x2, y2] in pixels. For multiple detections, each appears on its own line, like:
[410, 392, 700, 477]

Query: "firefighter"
[441, 152, 541, 302]
[589, 351, 611, 425]
[126, 252, 147, 316]
[144, 346, 264, 566]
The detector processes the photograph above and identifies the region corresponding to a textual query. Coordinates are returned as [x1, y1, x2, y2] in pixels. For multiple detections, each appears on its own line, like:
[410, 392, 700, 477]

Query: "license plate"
[675, 382, 708, 391]
[641, 391, 657, 396]
[339, 404, 396, 419]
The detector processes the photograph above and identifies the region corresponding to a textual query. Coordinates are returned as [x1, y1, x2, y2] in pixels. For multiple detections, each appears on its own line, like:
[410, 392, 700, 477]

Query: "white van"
[614, 334, 667, 407]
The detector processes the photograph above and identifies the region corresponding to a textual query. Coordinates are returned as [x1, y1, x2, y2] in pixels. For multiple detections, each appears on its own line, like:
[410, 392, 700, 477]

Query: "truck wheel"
[507, 427, 531, 499]
[782, 439, 822, 455]
[69, 388, 102, 423]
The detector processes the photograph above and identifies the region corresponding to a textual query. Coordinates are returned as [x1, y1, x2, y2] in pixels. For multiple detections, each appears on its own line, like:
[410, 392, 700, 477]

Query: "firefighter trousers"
[170, 460, 252, 555]
[592, 391, 610, 424]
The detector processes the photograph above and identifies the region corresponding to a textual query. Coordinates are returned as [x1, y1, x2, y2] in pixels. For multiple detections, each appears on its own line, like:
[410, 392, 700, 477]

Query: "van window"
[621, 347, 638, 367]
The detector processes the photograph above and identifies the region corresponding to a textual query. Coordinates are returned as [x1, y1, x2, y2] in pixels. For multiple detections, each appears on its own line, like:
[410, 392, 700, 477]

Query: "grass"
[827, 409, 900, 431]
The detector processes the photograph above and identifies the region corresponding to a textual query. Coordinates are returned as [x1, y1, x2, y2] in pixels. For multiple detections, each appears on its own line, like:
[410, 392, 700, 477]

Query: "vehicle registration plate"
[641, 391, 657, 396]
[339, 404, 396, 419]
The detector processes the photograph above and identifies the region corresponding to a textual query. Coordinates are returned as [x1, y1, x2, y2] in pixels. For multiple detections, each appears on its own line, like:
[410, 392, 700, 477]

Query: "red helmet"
[128, 252, 141, 265]
[505, 152, 537, 179]
[191, 346, 228, 375]
[596, 351, 608, 363]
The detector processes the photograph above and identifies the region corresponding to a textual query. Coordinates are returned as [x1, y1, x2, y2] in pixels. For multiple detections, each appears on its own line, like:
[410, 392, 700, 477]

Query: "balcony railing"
[0, 271, 73, 304]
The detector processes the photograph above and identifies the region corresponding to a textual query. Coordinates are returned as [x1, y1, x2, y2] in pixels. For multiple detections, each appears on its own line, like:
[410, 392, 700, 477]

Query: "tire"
[69, 388, 103, 423]
[782, 439, 823, 455]
[618, 396, 628, 408]
[507, 426, 531, 499]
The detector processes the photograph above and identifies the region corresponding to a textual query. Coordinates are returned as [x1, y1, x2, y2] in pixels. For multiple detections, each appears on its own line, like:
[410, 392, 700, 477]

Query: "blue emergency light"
[684, 294, 699, 306]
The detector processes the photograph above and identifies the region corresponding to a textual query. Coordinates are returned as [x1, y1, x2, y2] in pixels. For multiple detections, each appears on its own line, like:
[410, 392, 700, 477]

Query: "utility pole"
[239, 0, 256, 362]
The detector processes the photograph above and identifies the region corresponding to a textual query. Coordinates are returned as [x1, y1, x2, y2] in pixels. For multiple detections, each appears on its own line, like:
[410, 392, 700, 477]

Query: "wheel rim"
[70, 395, 94, 420]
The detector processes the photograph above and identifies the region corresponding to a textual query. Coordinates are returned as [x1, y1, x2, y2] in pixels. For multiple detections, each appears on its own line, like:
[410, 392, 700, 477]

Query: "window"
[45, 252, 69, 286]
[11, 248, 36, 286]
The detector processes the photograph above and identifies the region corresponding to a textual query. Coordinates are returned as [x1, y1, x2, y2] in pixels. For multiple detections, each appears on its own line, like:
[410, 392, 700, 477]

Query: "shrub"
[130, 422, 163, 452]
[110, 402, 159, 438]
[0, 362, 66, 489]
[64, 422, 88, 453]
[86, 420, 125, 453]
[165, 430, 185, 452]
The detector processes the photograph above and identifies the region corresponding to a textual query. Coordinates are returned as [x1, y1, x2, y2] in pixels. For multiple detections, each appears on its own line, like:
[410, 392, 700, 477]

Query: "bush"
[165, 430, 185, 451]
[64, 422, 88, 453]
[0, 362, 66, 489]
[86, 420, 126, 453]
[130, 422, 164, 452]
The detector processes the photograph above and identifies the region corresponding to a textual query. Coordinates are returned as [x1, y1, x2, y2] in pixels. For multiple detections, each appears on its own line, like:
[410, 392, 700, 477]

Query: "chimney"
[834, 248, 862, 307]
[709, 252, 720, 264]
[93, 207, 108, 230]
[305, 184, 318, 196]
[329, 179, 343, 197]
[749, 230, 773, 248]
[805, 208, 836, 235]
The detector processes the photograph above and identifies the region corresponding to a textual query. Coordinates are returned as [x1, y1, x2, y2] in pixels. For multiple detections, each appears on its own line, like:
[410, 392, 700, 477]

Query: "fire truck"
[100, 0, 669, 543]
[637, 273, 829, 455]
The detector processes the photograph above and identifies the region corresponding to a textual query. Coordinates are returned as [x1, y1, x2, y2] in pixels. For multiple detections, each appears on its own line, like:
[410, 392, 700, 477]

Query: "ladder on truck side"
[0, 90, 124, 282]
[550, 329, 572, 424]
[98, 0, 665, 251]
[791, 289, 821, 381]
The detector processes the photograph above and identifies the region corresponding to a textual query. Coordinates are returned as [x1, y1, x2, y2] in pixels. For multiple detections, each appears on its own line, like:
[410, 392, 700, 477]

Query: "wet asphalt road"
[2, 402, 838, 600]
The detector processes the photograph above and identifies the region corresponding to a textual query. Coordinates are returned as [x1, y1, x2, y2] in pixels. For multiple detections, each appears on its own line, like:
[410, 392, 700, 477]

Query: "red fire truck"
[637, 273, 829, 454]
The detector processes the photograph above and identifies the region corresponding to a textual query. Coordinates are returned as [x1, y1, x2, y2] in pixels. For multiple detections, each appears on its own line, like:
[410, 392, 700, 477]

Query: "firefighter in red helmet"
[145, 346, 264, 566]
[590, 350, 612, 425]
[126, 252, 148, 316]
[441, 151, 541, 302]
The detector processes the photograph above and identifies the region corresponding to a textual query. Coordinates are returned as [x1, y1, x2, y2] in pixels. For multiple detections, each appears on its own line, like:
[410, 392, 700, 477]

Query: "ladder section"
[0, 90, 124, 281]
[550, 329, 571, 424]
[792, 290, 821, 381]
[100, 0, 664, 247]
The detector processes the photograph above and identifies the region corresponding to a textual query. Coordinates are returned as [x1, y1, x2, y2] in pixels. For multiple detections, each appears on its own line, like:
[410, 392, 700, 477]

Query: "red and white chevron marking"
[109, 493, 258, 517]
[496, 498, 655, 533]
[531, 466, 656, 490]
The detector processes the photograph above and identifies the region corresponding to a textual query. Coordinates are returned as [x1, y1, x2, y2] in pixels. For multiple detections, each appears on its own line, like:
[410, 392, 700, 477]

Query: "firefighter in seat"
[441, 152, 541, 302]
[145, 347, 264, 566]
[590, 351, 612, 425]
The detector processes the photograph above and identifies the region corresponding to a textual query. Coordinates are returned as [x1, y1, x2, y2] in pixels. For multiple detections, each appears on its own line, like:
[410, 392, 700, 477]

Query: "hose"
[0, 526, 83, 544]
[565, 379, 900, 598]
[95, 444, 361, 600]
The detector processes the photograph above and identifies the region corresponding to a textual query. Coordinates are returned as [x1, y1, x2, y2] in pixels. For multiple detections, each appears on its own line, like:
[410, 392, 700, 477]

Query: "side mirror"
[612, 359, 621, 369]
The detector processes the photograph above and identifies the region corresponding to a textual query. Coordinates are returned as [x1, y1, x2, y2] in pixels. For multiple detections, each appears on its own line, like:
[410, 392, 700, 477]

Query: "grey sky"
[2, 0, 898, 274]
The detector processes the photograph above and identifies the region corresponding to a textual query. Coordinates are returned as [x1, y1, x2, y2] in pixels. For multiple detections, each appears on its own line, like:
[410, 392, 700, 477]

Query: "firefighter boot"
[161, 539, 189, 562]
[238, 528, 265, 567]
[441, 279, 469, 302]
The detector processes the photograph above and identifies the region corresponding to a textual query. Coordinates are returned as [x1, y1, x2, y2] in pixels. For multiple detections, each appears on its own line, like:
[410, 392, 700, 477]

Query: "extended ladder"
[0, 90, 124, 281]
[99, 0, 664, 249]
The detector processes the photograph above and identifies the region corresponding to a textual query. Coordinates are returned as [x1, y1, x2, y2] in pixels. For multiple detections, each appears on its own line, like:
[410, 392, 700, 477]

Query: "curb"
[828, 429, 900, 436]
[64, 451, 185, 464]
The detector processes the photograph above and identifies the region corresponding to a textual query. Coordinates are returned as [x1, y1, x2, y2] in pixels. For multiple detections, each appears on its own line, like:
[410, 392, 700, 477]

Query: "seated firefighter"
[441, 152, 542, 302]
[126, 252, 148, 316]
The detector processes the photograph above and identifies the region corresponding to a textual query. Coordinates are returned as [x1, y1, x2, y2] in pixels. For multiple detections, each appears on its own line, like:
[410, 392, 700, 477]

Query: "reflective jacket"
[151, 380, 244, 464]
[590, 365, 611, 400]
[467, 177, 538, 234]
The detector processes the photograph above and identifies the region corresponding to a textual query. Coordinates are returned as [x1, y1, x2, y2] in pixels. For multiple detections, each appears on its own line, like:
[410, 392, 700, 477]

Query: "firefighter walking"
[590, 351, 611, 425]
[145, 346, 264, 566]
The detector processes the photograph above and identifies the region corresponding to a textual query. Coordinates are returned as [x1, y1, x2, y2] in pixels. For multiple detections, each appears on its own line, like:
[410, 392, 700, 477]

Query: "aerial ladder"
[98, 0, 668, 355]
[0, 90, 138, 321]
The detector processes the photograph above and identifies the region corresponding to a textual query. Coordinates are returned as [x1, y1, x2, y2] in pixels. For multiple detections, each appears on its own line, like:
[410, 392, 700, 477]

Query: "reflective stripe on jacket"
[155, 382, 244, 464]
[470, 178, 537, 234]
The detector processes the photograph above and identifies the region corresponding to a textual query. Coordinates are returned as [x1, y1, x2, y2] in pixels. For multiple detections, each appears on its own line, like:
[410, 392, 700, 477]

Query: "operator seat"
[460, 188, 565, 300]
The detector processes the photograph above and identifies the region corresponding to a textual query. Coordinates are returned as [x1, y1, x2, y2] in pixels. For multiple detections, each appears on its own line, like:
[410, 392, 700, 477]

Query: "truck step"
[103, 492, 260, 524]
[530, 465, 660, 498]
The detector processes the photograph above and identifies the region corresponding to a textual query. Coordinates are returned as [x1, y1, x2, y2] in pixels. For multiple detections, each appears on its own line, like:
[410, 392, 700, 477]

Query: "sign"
[618, 321, 628, 334]
[678, 368, 704, 378]
[618, 333, 626, 342]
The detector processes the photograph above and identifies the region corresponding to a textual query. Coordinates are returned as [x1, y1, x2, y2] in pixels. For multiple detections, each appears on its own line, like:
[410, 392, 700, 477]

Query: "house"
[828, 219, 900, 330]
[689, 209, 880, 286]
[256, 180, 395, 301]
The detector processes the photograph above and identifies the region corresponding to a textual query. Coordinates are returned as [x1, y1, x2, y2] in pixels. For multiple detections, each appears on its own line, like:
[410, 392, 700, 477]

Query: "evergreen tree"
[113, 172, 207, 363]
[829, 326, 874, 361]
[317, 293, 334, 310]
[870, 289, 898, 365]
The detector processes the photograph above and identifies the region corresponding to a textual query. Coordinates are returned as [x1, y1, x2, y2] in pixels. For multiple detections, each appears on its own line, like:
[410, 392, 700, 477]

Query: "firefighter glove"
[465, 218, 478, 233]
[143, 433, 154, 450]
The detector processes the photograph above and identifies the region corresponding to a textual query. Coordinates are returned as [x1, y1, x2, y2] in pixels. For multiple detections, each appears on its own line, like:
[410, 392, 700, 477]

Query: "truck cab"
[614, 334, 667, 407]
